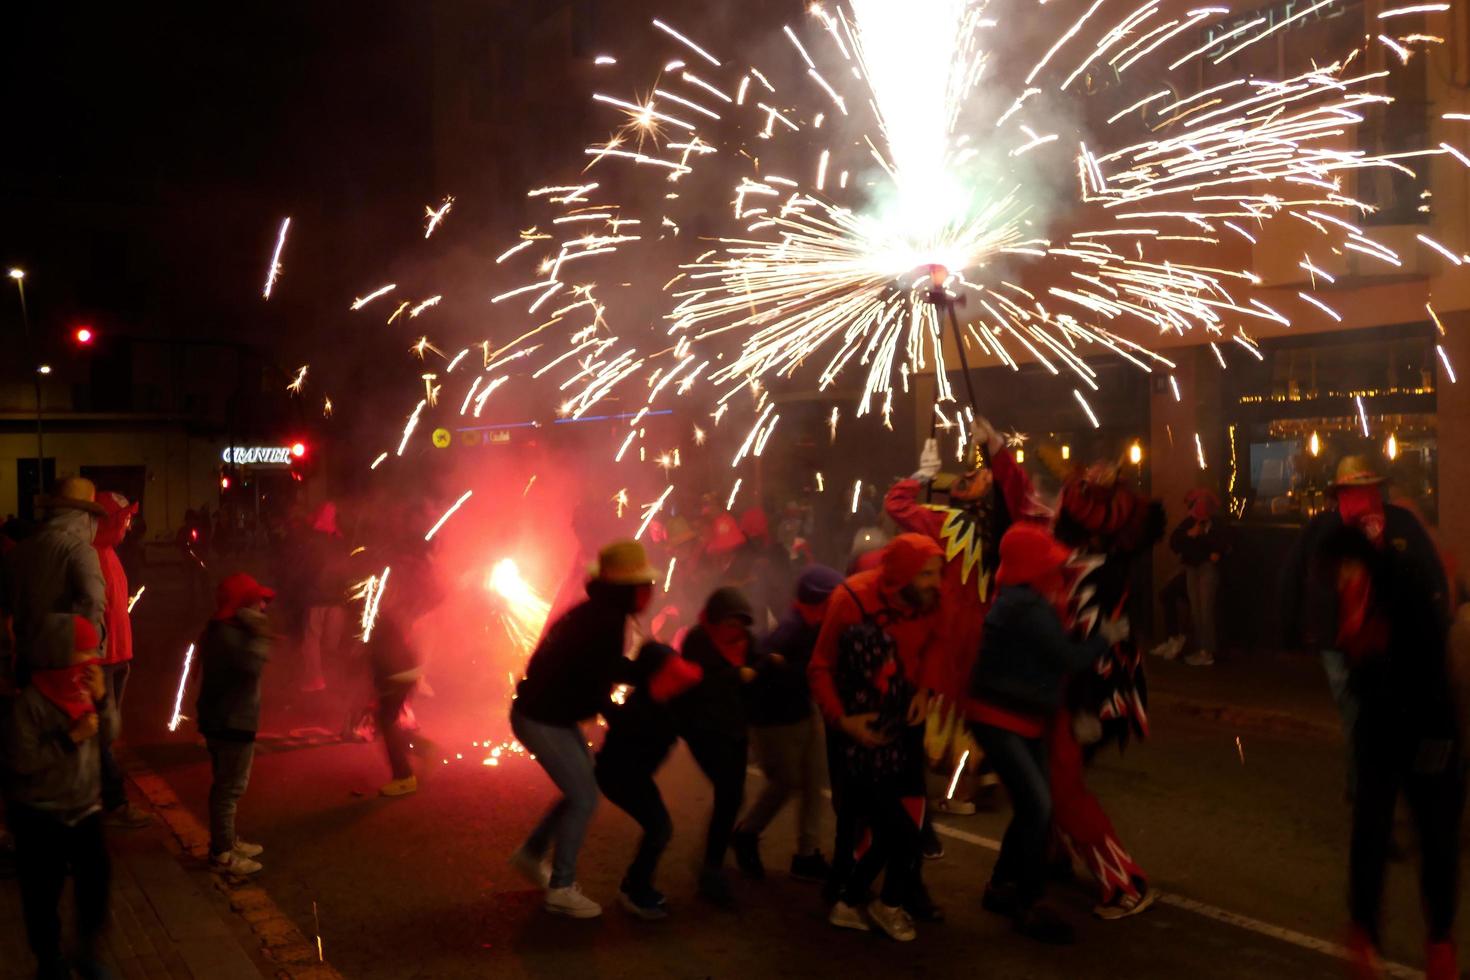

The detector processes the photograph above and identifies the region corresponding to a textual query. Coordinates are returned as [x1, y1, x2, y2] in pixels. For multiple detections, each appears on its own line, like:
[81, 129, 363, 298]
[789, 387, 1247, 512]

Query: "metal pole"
[939, 295, 991, 469]
[14, 277, 42, 463]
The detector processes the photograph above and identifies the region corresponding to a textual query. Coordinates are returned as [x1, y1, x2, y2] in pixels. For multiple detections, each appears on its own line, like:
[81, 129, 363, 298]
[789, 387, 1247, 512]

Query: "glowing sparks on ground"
[424, 196, 454, 238]
[424, 490, 474, 541]
[166, 644, 195, 732]
[486, 559, 552, 654]
[261, 218, 290, 300]
[127, 585, 146, 613]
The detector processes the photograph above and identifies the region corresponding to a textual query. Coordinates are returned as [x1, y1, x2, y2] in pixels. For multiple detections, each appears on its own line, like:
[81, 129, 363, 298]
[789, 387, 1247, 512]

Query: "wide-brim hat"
[36, 476, 106, 516]
[591, 540, 659, 586]
[1327, 454, 1385, 493]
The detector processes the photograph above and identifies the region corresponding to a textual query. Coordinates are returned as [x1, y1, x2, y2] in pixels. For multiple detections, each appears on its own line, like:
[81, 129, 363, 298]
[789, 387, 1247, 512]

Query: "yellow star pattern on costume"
[930, 505, 992, 602]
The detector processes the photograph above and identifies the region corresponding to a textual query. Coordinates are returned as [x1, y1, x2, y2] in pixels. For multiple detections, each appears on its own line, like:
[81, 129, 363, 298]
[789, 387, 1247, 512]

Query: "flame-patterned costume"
[1048, 472, 1165, 905]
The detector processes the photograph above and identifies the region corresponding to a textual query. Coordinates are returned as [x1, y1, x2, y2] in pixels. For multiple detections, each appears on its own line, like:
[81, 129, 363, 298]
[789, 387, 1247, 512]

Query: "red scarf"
[702, 617, 750, 668]
[1337, 486, 1385, 547]
[30, 666, 96, 721]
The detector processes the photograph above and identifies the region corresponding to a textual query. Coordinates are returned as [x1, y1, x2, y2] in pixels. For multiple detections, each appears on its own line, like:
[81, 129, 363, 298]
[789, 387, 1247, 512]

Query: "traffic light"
[72, 325, 95, 346]
[288, 439, 312, 482]
[290, 441, 307, 459]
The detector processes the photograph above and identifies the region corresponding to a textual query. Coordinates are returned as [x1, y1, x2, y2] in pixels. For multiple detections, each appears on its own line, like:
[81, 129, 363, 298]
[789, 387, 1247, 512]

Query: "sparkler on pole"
[167, 644, 195, 732]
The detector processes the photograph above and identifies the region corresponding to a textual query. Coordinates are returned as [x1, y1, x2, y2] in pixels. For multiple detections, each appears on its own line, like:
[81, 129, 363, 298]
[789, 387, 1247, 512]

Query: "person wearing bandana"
[1299, 456, 1461, 980]
[1, 614, 110, 980]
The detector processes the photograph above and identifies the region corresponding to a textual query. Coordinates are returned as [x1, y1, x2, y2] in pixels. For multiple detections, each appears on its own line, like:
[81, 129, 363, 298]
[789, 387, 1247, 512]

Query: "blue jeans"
[972, 723, 1051, 907]
[1321, 649, 1358, 797]
[511, 706, 599, 889]
[206, 738, 256, 855]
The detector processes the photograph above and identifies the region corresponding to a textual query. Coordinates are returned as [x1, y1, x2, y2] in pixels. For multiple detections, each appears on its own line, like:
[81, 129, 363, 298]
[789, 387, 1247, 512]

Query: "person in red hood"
[884, 417, 1040, 817]
[92, 491, 150, 829]
[809, 533, 945, 937]
[1, 614, 111, 979]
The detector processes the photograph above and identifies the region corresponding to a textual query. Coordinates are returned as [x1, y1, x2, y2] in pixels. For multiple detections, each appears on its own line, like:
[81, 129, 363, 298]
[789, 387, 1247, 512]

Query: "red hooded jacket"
[883, 445, 1035, 704]
[94, 492, 137, 666]
[808, 533, 945, 723]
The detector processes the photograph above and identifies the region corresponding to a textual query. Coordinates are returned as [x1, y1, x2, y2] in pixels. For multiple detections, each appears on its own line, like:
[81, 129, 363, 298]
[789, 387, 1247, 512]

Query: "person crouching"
[1, 614, 110, 980]
[196, 573, 274, 876]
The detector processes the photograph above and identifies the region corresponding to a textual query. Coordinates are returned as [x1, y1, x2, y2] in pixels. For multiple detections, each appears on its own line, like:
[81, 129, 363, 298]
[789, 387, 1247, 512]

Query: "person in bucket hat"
[510, 540, 666, 920]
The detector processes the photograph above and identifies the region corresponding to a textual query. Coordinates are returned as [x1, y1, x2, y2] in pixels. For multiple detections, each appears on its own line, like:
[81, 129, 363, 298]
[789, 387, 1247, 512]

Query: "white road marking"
[764, 768, 1422, 979]
[931, 819, 1423, 980]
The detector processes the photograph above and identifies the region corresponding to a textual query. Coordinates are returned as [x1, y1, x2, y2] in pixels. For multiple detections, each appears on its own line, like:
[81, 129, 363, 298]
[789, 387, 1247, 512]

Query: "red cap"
[995, 523, 1073, 588]
[214, 572, 276, 620]
[878, 533, 943, 591]
[73, 615, 100, 653]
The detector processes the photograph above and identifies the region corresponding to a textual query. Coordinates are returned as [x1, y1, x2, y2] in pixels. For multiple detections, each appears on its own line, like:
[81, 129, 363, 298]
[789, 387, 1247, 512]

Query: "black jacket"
[673, 625, 759, 740]
[196, 610, 271, 741]
[1169, 517, 1229, 568]
[747, 609, 821, 727]
[970, 585, 1109, 717]
[598, 646, 680, 773]
[515, 585, 650, 727]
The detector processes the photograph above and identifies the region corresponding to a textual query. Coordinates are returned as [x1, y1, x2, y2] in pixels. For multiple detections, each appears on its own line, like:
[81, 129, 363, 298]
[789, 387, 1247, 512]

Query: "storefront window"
[1224, 324, 1438, 525]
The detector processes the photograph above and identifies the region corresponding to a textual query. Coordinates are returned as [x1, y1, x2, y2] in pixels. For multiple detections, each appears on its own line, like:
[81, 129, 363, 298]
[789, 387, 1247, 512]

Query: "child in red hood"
[93, 491, 150, 828]
[1, 614, 111, 978]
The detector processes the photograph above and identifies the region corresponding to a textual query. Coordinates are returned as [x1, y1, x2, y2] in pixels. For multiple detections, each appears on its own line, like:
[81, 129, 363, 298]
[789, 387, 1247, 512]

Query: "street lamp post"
[9, 268, 42, 463]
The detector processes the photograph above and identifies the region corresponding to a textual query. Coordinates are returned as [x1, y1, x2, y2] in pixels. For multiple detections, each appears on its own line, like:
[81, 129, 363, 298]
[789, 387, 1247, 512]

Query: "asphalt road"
[117, 576, 1464, 980]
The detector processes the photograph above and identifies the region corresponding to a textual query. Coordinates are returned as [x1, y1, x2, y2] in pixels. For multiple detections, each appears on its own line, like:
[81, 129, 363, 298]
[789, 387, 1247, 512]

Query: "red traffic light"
[220, 475, 231, 490]
[73, 326, 94, 345]
[290, 441, 307, 458]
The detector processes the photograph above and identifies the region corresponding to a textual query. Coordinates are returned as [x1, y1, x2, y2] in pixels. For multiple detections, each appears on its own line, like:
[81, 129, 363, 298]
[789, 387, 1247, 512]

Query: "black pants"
[377, 683, 414, 781]
[839, 784, 920, 907]
[684, 732, 747, 870]
[1349, 712, 1464, 944]
[595, 745, 673, 893]
[973, 722, 1052, 908]
[99, 662, 131, 811]
[10, 804, 110, 967]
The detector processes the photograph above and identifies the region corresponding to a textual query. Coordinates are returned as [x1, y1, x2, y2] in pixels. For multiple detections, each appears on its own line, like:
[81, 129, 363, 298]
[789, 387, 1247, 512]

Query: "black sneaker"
[903, 881, 945, 923]
[732, 831, 765, 879]
[618, 885, 670, 921]
[981, 881, 1022, 918]
[921, 824, 945, 860]
[698, 868, 737, 909]
[1014, 904, 1076, 945]
[790, 851, 832, 882]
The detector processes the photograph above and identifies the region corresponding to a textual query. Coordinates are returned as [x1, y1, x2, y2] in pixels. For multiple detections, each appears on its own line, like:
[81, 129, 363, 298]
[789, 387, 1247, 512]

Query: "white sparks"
[261, 217, 290, 300]
[166, 644, 195, 732]
[424, 196, 454, 238]
[1436, 344, 1457, 383]
[424, 490, 474, 541]
[350, 283, 396, 310]
[726, 477, 742, 511]
[636, 486, 674, 539]
[850, 479, 863, 514]
[1356, 395, 1371, 437]
[1073, 389, 1100, 428]
[1194, 432, 1207, 470]
[127, 585, 146, 613]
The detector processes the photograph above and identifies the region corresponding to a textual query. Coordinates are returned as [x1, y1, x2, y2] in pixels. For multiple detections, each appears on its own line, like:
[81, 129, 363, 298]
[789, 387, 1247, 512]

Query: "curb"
[127, 766, 343, 980]
[1149, 690, 1342, 741]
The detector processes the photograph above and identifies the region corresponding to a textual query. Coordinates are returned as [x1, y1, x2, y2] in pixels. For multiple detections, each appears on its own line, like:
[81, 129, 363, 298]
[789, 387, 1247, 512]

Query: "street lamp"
[9, 267, 42, 462]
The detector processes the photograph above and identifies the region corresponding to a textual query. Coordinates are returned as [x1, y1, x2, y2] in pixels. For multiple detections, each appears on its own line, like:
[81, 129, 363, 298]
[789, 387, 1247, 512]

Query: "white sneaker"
[1149, 637, 1182, 660]
[933, 798, 977, 816]
[867, 900, 917, 942]
[509, 847, 551, 888]
[210, 851, 262, 876]
[544, 884, 602, 919]
[828, 901, 870, 932]
[232, 840, 264, 858]
[1183, 650, 1215, 667]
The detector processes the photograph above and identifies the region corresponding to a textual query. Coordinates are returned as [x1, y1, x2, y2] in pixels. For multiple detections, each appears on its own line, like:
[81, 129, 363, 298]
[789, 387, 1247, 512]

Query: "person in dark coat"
[731, 565, 844, 883]
[969, 523, 1126, 946]
[1, 614, 109, 980]
[195, 573, 274, 876]
[509, 540, 662, 920]
[1301, 457, 1461, 980]
[298, 502, 349, 693]
[594, 642, 702, 920]
[1166, 488, 1230, 666]
[673, 587, 762, 908]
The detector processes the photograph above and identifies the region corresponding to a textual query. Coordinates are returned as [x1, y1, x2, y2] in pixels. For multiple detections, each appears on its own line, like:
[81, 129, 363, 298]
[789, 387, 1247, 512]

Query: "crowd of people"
[0, 415, 1464, 978]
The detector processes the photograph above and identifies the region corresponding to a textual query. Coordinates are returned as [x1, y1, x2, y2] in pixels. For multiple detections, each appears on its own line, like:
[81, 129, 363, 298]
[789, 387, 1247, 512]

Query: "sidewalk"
[0, 808, 266, 980]
[1147, 647, 1344, 740]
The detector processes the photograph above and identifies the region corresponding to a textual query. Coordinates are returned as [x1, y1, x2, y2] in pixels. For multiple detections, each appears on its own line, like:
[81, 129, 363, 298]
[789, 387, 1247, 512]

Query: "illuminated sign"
[221, 446, 293, 465]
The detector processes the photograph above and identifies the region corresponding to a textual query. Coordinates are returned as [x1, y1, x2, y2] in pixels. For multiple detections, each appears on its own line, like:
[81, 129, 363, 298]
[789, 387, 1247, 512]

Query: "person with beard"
[808, 534, 945, 940]
[672, 587, 761, 908]
[1050, 462, 1163, 920]
[595, 642, 703, 920]
[731, 565, 846, 883]
[1301, 458, 1461, 980]
[510, 541, 662, 919]
[1, 614, 109, 980]
[970, 523, 1128, 945]
[884, 418, 1040, 824]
